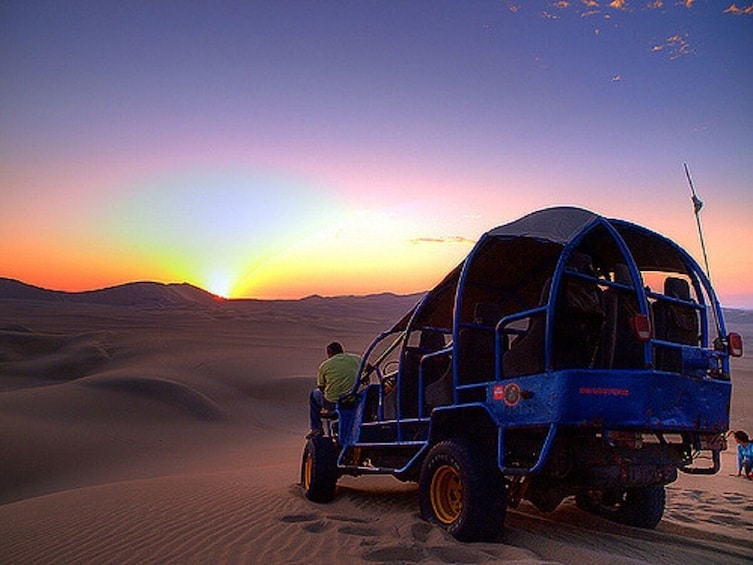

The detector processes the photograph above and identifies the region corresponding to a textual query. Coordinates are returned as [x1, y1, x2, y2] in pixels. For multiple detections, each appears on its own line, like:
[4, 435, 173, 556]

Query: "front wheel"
[418, 439, 506, 542]
[300, 436, 338, 503]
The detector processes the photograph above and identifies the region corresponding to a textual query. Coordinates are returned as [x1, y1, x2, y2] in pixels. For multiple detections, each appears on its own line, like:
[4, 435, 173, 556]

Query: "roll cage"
[336, 207, 737, 477]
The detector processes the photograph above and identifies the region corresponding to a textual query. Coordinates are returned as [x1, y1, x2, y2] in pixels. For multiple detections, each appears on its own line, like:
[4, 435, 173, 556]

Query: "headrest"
[664, 277, 690, 300]
[567, 251, 595, 276]
[474, 303, 501, 325]
[613, 263, 631, 285]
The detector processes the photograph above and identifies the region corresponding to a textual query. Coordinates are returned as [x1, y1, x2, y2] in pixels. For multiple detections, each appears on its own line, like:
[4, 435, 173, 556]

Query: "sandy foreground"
[1, 294, 751, 565]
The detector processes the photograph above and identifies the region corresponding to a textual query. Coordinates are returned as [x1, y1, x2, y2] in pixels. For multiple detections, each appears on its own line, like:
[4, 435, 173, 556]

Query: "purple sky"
[1, 1, 752, 305]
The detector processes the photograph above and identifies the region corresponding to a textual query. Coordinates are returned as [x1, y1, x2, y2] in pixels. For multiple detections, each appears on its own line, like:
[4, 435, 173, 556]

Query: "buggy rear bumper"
[486, 368, 731, 432]
[487, 369, 730, 476]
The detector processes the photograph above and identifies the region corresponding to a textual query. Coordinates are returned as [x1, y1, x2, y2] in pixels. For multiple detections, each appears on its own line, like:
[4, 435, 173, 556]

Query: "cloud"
[409, 236, 476, 246]
[724, 3, 753, 15]
[570, 0, 600, 16]
[515, 0, 751, 16]
[652, 33, 695, 59]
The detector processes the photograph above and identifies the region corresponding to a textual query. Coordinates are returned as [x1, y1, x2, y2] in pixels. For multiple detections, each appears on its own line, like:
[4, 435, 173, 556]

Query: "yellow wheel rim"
[430, 464, 463, 525]
[303, 451, 313, 490]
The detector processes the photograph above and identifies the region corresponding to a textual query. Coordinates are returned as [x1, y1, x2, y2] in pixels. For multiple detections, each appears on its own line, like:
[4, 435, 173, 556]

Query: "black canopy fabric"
[487, 206, 598, 245]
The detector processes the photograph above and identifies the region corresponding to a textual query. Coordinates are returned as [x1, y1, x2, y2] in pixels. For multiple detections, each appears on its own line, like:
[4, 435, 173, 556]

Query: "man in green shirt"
[307, 341, 361, 438]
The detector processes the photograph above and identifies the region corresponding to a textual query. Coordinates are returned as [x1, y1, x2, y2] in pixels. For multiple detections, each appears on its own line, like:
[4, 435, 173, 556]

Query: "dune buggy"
[300, 206, 742, 541]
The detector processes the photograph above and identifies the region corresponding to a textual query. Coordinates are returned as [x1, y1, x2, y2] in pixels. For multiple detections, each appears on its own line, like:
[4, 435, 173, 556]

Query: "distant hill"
[0, 278, 425, 312]
[722, 308, 753, 326]
[0, 278, 222, 307]
[0, 278, 748, 325]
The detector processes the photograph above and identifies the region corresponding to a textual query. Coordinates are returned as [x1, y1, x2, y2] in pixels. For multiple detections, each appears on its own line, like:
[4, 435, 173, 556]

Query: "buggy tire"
[616, 485, 665, 529]
[576, 485, 665, 529]
[418, 439, 506, 542]
[300, 436, 338, 503]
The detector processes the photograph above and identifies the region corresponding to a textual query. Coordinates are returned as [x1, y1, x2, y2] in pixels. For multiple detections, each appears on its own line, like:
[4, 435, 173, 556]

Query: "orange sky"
[2, 2, 752, 307]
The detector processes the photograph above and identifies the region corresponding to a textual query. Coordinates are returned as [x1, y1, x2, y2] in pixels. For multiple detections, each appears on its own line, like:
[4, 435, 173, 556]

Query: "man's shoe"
[305, 429, 323, 439]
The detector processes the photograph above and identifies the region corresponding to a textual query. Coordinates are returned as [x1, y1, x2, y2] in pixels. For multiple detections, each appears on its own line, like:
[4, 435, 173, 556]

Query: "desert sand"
[1, 286, 751, 564]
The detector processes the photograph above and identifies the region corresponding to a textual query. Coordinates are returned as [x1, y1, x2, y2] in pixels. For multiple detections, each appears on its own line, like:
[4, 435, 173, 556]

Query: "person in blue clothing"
[733, 430, 753, 480]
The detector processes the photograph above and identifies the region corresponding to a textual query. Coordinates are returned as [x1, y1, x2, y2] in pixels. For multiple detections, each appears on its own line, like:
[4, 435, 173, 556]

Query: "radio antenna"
[683, 163, 712, 281]
[684, 163, 721, 337]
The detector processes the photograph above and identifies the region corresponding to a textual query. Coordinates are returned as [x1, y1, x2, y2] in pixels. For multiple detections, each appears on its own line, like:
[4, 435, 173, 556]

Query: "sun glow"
[232, 206, 474, 299]
[205, 270, 234, 299]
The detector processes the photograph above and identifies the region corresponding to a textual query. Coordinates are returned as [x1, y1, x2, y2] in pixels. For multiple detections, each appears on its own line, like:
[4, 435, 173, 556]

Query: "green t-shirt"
[317, 352, 361, 402]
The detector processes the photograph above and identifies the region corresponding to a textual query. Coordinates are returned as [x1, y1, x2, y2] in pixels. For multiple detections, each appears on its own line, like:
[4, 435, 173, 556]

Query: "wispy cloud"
[573, 0, 601, 17]
[724, 3, 753, 15]
[409, 236, 476, 246]
[652, 33, 695, 59]
[531, 0, 753, 15]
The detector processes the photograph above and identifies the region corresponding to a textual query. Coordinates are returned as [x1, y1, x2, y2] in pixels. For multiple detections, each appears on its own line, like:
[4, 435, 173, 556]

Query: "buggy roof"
[487, 206, 598, 244]
[390, 206, 704, 333]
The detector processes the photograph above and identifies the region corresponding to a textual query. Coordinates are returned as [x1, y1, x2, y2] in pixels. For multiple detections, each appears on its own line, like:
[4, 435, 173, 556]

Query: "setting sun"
[205, 270, 234, 299]
[1, 1, 751, 308]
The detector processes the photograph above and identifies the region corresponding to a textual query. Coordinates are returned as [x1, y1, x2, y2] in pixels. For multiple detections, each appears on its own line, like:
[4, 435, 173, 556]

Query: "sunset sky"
[2, 1, 752, 306]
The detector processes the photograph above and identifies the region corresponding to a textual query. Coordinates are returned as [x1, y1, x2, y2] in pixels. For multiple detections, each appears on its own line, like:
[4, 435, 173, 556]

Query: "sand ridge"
[1, 293, 751, 564]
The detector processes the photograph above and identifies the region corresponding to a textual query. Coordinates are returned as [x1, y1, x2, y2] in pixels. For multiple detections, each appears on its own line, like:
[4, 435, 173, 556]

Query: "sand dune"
[0, 277, 222, 307]
[1, 288, 751, 564]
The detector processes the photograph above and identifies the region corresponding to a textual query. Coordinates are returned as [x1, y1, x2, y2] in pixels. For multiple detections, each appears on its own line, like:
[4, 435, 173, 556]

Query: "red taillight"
[631, 314, 652, 341]
[728, 332, 743, 357]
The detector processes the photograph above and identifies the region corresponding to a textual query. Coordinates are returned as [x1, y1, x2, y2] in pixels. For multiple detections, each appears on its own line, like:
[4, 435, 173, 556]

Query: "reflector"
[632, 314, 652, 341]
[728, 333, 743, 357]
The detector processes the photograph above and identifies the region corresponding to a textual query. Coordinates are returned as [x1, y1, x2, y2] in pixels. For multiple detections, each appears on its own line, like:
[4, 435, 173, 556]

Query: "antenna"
[683, 163, 721, 337]
[683, 163, 712, 281]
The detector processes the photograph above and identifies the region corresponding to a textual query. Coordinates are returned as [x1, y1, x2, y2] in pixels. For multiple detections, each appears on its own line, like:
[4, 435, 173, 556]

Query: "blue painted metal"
[332, 206, 734, 480]
[484, 370, 730, 431]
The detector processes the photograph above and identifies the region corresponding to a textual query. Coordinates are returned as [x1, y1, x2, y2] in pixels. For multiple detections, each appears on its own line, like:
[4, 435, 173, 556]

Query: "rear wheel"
[418, 439, 506, 541]
[617, 485, 665, 528]
[576, 485, 665, 529]
[300, 436, 338, 503]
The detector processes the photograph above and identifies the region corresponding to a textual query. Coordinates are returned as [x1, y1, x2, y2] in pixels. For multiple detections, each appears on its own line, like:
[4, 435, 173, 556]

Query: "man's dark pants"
[309, 388, 335, 432]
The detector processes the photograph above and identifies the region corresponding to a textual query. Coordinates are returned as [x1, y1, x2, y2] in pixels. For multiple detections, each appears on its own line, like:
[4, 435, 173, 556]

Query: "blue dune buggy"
[301, 207, 742, 541]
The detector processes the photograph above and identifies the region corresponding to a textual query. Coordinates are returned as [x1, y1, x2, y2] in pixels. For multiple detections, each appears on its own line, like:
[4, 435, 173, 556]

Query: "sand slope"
[1, 291, 751, 564]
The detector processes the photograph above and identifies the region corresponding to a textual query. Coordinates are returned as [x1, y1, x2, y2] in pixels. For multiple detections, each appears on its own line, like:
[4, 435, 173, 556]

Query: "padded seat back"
[652, 277, 699, 372]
